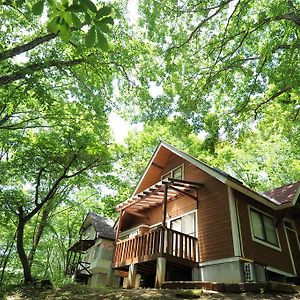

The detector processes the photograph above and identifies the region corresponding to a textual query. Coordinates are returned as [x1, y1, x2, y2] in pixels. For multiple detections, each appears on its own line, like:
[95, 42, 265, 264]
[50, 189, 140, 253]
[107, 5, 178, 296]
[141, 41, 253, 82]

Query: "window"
[170, 211, 196, 237]
[161, 164, 184, 180]
[250, 208, 279, 247]
[173, 166, 183, 179]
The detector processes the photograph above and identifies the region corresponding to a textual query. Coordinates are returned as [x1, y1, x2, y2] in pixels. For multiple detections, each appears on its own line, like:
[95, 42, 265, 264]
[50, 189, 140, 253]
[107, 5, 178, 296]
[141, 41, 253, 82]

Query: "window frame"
[248, 205, 281, 251]
[161, 163, 184, 180]
[168, 209, 197, 238]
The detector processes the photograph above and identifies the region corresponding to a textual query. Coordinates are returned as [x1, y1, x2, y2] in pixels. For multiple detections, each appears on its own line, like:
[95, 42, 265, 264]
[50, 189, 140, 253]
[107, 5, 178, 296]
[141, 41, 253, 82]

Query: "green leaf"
[62, 11, 73, 26]
[95, 21, 111, 33]
[96, 30, 108, 51]
[85, 26, 96, 47]
[59, 24, 71, 42]
[47, 17, 60, 33]
[82, 0, 97, 13]
[96, 6, 112, 18]
[68, 3, 82, 13]
[32, 1, 44, 15]
[71, 13, 82, 29]
[100, 16, 114, 25]
[85, 13, 92, 24]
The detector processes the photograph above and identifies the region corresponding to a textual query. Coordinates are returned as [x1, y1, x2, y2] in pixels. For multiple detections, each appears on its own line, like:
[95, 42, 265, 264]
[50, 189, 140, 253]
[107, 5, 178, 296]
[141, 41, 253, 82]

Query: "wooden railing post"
[113, 227, 199, 267]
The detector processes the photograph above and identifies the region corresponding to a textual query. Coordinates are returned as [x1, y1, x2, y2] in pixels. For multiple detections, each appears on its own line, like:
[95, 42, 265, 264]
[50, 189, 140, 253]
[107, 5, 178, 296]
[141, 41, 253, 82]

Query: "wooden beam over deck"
[116, 178, 203, 213]
[169, 185, 197, 201]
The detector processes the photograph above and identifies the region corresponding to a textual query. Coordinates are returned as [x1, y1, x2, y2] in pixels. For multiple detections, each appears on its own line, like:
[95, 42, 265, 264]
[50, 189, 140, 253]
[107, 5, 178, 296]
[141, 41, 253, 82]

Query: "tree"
[0, 0, 124, 284]
[0, 100, 112, 283]
[117, 0, 299, 142]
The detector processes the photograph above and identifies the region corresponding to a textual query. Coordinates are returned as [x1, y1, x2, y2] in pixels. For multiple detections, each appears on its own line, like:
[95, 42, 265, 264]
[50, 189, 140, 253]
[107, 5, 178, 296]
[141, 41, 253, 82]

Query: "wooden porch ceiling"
[116, 178, 203, 214]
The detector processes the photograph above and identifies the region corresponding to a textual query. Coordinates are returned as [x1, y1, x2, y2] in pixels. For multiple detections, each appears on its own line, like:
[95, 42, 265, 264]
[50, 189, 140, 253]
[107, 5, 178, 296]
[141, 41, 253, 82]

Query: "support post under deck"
[128, 263, 137, 288]
[155, 257, 166, 288]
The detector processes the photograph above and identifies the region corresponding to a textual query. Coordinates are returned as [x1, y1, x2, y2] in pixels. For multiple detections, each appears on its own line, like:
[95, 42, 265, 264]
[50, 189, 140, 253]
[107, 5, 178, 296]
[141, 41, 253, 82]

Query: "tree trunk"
[16, 216, 34, 284]
[28, 209, 50, 267]
[0, 232, 16, 284]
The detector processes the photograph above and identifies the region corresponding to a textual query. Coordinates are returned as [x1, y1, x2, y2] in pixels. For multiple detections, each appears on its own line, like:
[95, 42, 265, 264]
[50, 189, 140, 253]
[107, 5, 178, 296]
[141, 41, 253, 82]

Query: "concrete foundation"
[199, 258, 268, 283]
[200, 259, 243, 283]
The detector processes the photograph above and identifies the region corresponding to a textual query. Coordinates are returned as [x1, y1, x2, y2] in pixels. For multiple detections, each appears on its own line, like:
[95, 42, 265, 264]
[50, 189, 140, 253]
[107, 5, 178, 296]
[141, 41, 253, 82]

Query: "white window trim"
[247, 205, 282, 251]
[283, 221, 297, 275]
[161, 163, 185, 180]
[284, 218, 300, 247]
[228, 187, 242, 257]
[167, 209, 198, 238]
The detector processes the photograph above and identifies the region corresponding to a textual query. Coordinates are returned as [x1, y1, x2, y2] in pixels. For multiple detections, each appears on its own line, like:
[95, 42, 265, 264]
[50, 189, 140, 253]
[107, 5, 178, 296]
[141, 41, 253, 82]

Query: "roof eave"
[226, 180, 282, 210]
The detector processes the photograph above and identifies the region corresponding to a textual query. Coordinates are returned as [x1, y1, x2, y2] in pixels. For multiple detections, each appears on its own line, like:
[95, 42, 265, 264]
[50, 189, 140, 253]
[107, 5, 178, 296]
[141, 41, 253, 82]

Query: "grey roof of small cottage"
[81, 212, 115, 241]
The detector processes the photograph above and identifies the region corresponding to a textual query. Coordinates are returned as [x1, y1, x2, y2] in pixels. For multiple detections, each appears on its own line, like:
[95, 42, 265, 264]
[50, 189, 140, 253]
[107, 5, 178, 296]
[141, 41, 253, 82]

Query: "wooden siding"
[162, 156, 234, 262]
[120, 153, 235, 263]
[135, 147, 173, 194]
[235, 191, 294, 274]
[147, 195, 196, 225]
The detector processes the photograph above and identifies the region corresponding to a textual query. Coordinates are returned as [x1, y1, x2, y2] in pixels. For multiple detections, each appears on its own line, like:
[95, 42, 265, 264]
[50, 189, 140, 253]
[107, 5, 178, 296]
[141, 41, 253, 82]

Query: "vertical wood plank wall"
[235, 191, 294, 274]
[121, 154, 235, 263]
[118, 146, 299, 276]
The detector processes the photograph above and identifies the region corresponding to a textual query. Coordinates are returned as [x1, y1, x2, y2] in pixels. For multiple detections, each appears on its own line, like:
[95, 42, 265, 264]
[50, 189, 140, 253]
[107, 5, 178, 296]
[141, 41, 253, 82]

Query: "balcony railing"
[113, 226, 198, 267]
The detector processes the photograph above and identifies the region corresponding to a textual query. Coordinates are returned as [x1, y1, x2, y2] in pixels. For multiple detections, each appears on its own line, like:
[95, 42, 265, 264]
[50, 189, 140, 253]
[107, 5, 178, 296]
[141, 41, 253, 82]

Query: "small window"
[250, 208, 279, 247]
[161, 164, 184, 180]
[173, 166, 183, 179]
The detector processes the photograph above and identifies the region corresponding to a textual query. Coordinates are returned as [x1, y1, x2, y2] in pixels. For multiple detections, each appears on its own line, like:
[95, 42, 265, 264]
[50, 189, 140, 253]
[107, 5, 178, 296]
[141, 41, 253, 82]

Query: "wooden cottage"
[112, 141, 300, 288]
[66, 212, 120, 287]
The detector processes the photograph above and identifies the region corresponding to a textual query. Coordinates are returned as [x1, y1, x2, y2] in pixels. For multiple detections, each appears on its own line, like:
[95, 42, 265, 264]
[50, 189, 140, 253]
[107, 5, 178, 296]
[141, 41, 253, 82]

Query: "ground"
[1, 285, 300, 300]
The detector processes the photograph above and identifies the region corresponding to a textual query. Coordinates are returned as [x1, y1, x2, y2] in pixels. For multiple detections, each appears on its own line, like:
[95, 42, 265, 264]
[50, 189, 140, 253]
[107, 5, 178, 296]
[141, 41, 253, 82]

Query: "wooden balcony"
[113, 226, 198, 269]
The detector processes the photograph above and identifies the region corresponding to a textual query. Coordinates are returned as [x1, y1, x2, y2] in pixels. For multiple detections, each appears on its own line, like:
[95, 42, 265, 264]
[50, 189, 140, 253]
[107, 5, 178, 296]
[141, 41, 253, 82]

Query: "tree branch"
[235, 56, 268, 115]
[64, 160, 99, 179]
[34, 168, 45, 206]
[23, 154, 78, 222]
[0, 58, 85, 86]
[275, 11, 300, 26]
[254, 86, 293, 118]
[168, 0, 234, 51]
[0, 33, 57, 62]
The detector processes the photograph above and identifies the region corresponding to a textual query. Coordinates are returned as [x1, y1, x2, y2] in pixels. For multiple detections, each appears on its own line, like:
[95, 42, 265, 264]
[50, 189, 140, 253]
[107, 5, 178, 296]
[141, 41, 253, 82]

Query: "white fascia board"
[160, 141, 227, 183]
[293, 186, 300, 204]
[226, 180, 281, 210]
[120, 141, 289, 213]
[131, 142, 164, 197]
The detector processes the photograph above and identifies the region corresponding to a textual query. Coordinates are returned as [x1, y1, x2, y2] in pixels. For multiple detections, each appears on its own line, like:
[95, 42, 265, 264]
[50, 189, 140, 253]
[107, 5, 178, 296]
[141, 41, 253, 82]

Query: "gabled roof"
[264, 181, 300, 205]
[80, 212, 115, 241]
[126, 141, 298, 210]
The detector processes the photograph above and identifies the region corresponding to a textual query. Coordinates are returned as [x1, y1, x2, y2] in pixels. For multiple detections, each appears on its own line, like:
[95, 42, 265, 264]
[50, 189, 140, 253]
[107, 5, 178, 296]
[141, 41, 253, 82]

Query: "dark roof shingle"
[264, 181, 300, 204]
[82, 212, 115, 240]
